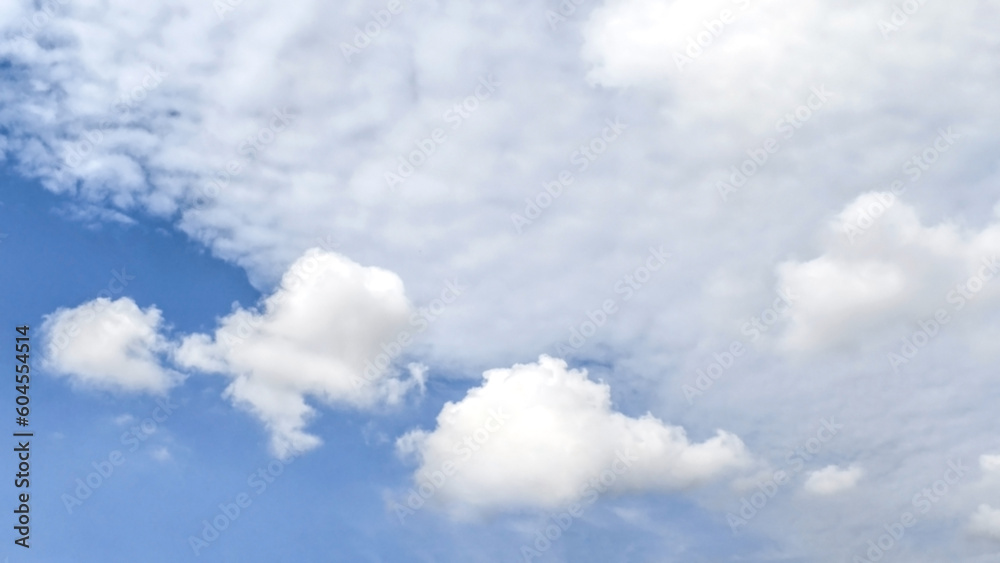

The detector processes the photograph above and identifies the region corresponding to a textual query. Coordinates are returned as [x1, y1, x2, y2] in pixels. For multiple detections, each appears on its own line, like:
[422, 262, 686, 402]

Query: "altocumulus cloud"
[396, 356, 751, 515]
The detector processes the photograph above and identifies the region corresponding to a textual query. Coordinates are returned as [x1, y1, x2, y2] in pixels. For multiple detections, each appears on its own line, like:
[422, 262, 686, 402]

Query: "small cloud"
[41, 297, 182, 395]
[612, 506, 650, 526]
[150, 446, 171, 462]
[803, 465, 863, 496]
[361, 423, 389, 447]
[408, 363, 428, 394]
[114, 414, 135, 426]
[53, 203, 136, 229]
[980, 454, 1000, 473]
[969, 504, 1000, 540]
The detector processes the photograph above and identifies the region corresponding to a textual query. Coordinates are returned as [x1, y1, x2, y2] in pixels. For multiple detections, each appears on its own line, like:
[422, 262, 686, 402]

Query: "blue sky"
[3, 0, 1000, 562]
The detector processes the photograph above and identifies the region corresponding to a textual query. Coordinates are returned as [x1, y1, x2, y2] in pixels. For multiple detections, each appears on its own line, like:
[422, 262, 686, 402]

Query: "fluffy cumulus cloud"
[396, 356, 750, 514]
[175, 248, 420, 458]
[775, 192, 1000, 354]
[41, 249, 423, 459]
[41, 297, 181, 394]
[802, 464, 863, 496]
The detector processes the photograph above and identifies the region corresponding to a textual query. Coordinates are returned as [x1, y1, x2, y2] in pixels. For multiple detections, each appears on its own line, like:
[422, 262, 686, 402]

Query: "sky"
[2, 0, 1000, 561]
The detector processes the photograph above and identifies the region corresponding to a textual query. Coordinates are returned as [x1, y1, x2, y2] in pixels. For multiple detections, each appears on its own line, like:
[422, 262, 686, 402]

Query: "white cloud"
[54, 203, 136, 228]
[583, 0, 740, 87]
[113, 414, 135, 426]
[8, 0, 1000, 558]
[802, 464, 863, 496]
[41, 297, 181, 394]
[981, 454, 1000, 473]
[150, 446, 172, 462]
[41, 248, 424, 460]
[580, 0, 983, 138]
[776, 192, 1000, 353]
[396, 355, 750, 514]
[969, 504, 1000, 541]
[175, 248, 421, 459]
